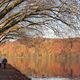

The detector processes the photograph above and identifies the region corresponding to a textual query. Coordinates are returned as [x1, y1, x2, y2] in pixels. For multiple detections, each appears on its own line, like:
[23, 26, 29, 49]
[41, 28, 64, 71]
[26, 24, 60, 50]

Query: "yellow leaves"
[0, 0, 9, 7]
[10, 0, 21, 7]
[0, 25, 22, 41]
[8, 25, 21, 32]
[0, 23, 5, 29]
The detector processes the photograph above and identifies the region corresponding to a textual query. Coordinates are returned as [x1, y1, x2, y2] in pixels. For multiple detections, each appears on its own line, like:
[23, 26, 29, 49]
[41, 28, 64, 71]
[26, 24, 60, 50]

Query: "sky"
[17, 0, 80, 39]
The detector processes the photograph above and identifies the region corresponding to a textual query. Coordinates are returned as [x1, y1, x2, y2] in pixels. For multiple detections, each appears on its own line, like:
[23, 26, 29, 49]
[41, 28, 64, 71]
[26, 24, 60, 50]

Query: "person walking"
[2, 58, 7, 69]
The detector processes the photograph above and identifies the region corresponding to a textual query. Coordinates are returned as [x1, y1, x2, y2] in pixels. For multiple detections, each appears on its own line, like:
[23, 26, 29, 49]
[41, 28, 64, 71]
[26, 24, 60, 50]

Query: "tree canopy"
[0, 0, 80, 44]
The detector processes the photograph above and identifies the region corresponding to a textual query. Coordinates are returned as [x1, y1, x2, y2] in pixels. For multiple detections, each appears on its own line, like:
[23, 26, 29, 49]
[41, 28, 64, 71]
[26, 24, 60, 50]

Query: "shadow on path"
[0, 64, 31, 80]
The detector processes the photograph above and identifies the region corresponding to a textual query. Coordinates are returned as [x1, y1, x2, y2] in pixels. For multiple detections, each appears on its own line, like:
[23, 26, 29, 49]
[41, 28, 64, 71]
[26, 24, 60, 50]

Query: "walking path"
[0, 64, 79, 80]
[0, 64, 31, 80]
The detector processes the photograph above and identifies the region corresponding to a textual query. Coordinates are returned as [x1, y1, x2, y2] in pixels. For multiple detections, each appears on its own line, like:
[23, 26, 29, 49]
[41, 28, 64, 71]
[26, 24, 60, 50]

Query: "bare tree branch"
[0, 0, 80, 44]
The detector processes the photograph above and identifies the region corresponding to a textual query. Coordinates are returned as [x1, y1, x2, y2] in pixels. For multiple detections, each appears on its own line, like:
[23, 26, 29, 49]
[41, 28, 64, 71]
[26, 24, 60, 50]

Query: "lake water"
[29, 76, 79, 80]
[30, 77, 73, 80]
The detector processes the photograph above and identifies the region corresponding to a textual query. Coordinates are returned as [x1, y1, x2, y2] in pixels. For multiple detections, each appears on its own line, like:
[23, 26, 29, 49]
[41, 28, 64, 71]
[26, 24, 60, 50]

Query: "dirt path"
[0, 64, 31, 80]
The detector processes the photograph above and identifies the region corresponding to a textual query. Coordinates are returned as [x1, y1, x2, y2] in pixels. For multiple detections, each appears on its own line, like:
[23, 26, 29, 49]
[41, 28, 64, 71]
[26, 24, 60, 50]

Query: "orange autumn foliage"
[0, 37, 80, 77]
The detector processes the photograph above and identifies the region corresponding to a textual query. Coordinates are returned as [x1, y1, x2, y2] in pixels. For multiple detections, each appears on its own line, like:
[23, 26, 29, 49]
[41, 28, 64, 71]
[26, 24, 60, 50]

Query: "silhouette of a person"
[2, 58, 7, 69]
